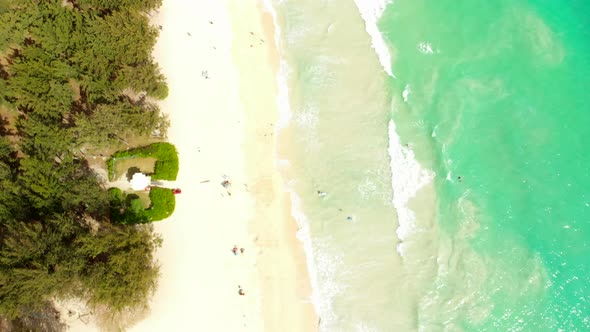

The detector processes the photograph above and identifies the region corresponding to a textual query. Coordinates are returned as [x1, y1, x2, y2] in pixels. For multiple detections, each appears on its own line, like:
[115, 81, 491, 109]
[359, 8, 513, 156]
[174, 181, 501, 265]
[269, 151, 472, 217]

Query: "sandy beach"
[127, 0, 317, 331]
[54, 1, 316, 331]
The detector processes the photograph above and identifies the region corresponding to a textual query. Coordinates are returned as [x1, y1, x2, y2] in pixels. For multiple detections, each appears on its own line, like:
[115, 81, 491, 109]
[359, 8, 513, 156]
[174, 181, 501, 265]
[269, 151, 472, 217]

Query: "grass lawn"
[107, 143, 179, 181]
[113, 157, 157, 180]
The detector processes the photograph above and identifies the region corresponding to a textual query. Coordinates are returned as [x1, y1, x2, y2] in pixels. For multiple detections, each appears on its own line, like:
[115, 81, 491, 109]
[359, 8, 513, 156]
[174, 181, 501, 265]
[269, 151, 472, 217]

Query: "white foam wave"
[261, 0, 327, 324]
[354, 322, 379, 332]
[276, 59, 293, 130]
[358, 177, 378, 201]
[294, 104, 319, 130]
[261, 1, 292, 131]
[387, 120, 435, 255]
[290, 191, 344, 331]
[402, 84, 411, 102]
[353, 0, 395, 77]
[418, 41, 435, 54]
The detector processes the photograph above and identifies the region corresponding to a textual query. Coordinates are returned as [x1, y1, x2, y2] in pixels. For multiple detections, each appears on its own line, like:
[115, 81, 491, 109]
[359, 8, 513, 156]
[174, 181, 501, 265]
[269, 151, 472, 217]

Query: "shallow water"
[268, 0, 590, 330]
[380, 0, 590, 330]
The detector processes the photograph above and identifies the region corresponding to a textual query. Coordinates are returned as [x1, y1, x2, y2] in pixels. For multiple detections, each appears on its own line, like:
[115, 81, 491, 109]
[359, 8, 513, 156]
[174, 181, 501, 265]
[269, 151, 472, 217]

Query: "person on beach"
[232, 245, 238, 256]
[238, 286, 245, 296]
[240, 248, 245, 254]
[221, 179, 232, 196]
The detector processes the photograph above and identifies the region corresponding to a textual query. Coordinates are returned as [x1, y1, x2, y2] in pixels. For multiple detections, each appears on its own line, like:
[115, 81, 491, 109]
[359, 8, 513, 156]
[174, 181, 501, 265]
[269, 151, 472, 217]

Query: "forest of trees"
[0, 0, 169, 330]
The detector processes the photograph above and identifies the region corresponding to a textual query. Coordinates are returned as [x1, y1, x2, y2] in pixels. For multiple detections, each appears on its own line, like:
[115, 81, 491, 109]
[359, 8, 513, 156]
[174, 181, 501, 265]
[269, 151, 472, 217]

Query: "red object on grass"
[172, 188, 182, 194]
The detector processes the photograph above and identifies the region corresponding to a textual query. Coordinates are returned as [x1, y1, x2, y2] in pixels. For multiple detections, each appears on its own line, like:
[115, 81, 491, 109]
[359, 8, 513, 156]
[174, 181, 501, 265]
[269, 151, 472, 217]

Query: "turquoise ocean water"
[266, 0, 590, 330]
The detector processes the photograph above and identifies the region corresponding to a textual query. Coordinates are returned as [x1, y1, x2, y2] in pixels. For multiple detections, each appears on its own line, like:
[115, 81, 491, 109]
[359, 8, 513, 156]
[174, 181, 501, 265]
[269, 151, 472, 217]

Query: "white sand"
[131, 1, 261, 331]
[131, 0, 317, 331]
[58, 1, 316, 331]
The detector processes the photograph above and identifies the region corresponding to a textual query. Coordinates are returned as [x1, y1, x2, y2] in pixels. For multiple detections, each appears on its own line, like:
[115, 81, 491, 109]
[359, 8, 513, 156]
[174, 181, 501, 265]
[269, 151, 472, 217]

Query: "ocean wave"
[387, 120, 435, 255]
[290, 190, 345, 332]
[417, 41, 435, 54]
[276, 59, 293, 130]
[352, 0, 395, 77]
[260, 0, 292, 131]
[293, 103, 319, 136]
[261, 0, 328, 325]
[402, 84, 411, 102]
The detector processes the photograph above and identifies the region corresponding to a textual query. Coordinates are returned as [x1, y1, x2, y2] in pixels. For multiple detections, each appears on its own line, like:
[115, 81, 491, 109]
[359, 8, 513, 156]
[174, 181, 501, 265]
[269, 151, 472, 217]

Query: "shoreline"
[128, 0, 317, 331]
[230, 1, 318, 331]
[53, 1, 317, 331]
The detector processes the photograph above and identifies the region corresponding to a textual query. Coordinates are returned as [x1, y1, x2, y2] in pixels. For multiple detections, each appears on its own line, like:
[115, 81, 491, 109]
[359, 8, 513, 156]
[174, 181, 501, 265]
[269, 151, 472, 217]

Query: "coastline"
[230, 2, 318, 331]
[128, 0, 317, 331]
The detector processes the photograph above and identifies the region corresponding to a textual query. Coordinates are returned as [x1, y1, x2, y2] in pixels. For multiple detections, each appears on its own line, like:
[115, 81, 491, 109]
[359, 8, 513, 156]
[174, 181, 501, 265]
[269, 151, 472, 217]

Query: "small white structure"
[130, 173, 151, 191]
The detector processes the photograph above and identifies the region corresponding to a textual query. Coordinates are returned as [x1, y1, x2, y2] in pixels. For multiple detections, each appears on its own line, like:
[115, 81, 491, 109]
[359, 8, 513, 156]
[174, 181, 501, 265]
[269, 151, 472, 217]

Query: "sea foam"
[387, 120, 435, 255]
[402, 84, 411, 102]
[353, 0, 436, 254]
[290, 189, 345, 331]
[261, 0, 292, 131]
[261, 0, 327, 324]
[352, 0, 395, 77]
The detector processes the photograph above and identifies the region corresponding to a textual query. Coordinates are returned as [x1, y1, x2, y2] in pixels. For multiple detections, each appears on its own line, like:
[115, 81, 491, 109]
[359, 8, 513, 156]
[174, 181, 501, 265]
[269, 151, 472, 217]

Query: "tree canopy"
[0, 0, 169, 328]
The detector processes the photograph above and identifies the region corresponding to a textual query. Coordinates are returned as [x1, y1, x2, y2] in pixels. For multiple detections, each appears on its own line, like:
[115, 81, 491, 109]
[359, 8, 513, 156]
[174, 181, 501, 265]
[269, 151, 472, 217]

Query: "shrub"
[107, 142, 179, 180]
[108, 187, 123, 206]
[148, 81, 169, 100]
[108, 187, 175, 223]
[144, 187, 175, 221]
[128, 197, 145, 215]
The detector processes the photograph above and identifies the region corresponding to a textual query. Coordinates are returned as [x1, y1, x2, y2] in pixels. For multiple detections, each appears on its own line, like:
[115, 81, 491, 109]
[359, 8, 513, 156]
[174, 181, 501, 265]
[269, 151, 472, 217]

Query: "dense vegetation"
[0, 0, 168, 329]
[144, 187, 176, 221]
[108, 142, 179, 180]
[109, 187, 176, 223]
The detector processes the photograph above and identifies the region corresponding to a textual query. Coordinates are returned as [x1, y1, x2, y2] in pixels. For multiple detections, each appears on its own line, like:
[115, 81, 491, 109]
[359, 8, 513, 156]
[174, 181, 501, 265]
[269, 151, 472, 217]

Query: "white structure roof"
[130, 173, 151, 191]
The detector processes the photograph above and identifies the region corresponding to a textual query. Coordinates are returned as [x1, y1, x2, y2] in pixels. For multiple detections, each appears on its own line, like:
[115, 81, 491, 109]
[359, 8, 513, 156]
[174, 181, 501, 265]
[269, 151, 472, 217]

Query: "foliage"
[73, 99, 168, 148]
[108, 143, 179, 181]
[76, 224, 161, 310]
[108, 188, 147, 224]
[0, 0, 168, 324]
[144, 187, 175, 221]
[76, 0, 163, 12]
[108, 187, 175, 223]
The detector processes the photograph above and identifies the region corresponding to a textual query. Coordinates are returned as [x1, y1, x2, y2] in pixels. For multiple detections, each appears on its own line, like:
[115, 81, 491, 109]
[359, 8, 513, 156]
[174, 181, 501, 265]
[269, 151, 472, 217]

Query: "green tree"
[0, 0, 168, 324]
[86, 10, 158, 66]
[74, 99, 167, 147]
[77, 0, 162, 12]
[76, 224, 161, 310]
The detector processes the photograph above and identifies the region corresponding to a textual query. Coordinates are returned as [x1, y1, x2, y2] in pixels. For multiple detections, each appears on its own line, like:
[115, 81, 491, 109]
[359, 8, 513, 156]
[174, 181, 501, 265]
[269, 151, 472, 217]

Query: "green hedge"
[108, 142, 179, 181]
[108, 187, 175, 223]
[144, 187, 175, 221]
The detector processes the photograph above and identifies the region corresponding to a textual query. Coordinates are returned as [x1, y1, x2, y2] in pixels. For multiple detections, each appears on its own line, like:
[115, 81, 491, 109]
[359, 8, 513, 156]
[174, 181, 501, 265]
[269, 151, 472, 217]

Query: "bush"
[108, 187, 123, 206]
[107, 142, 179, 180]
[144, 187, 175, 221]
[108, 187, 175, 223]
[148, 81, 169, 100]
[108, 188, 146, 223]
